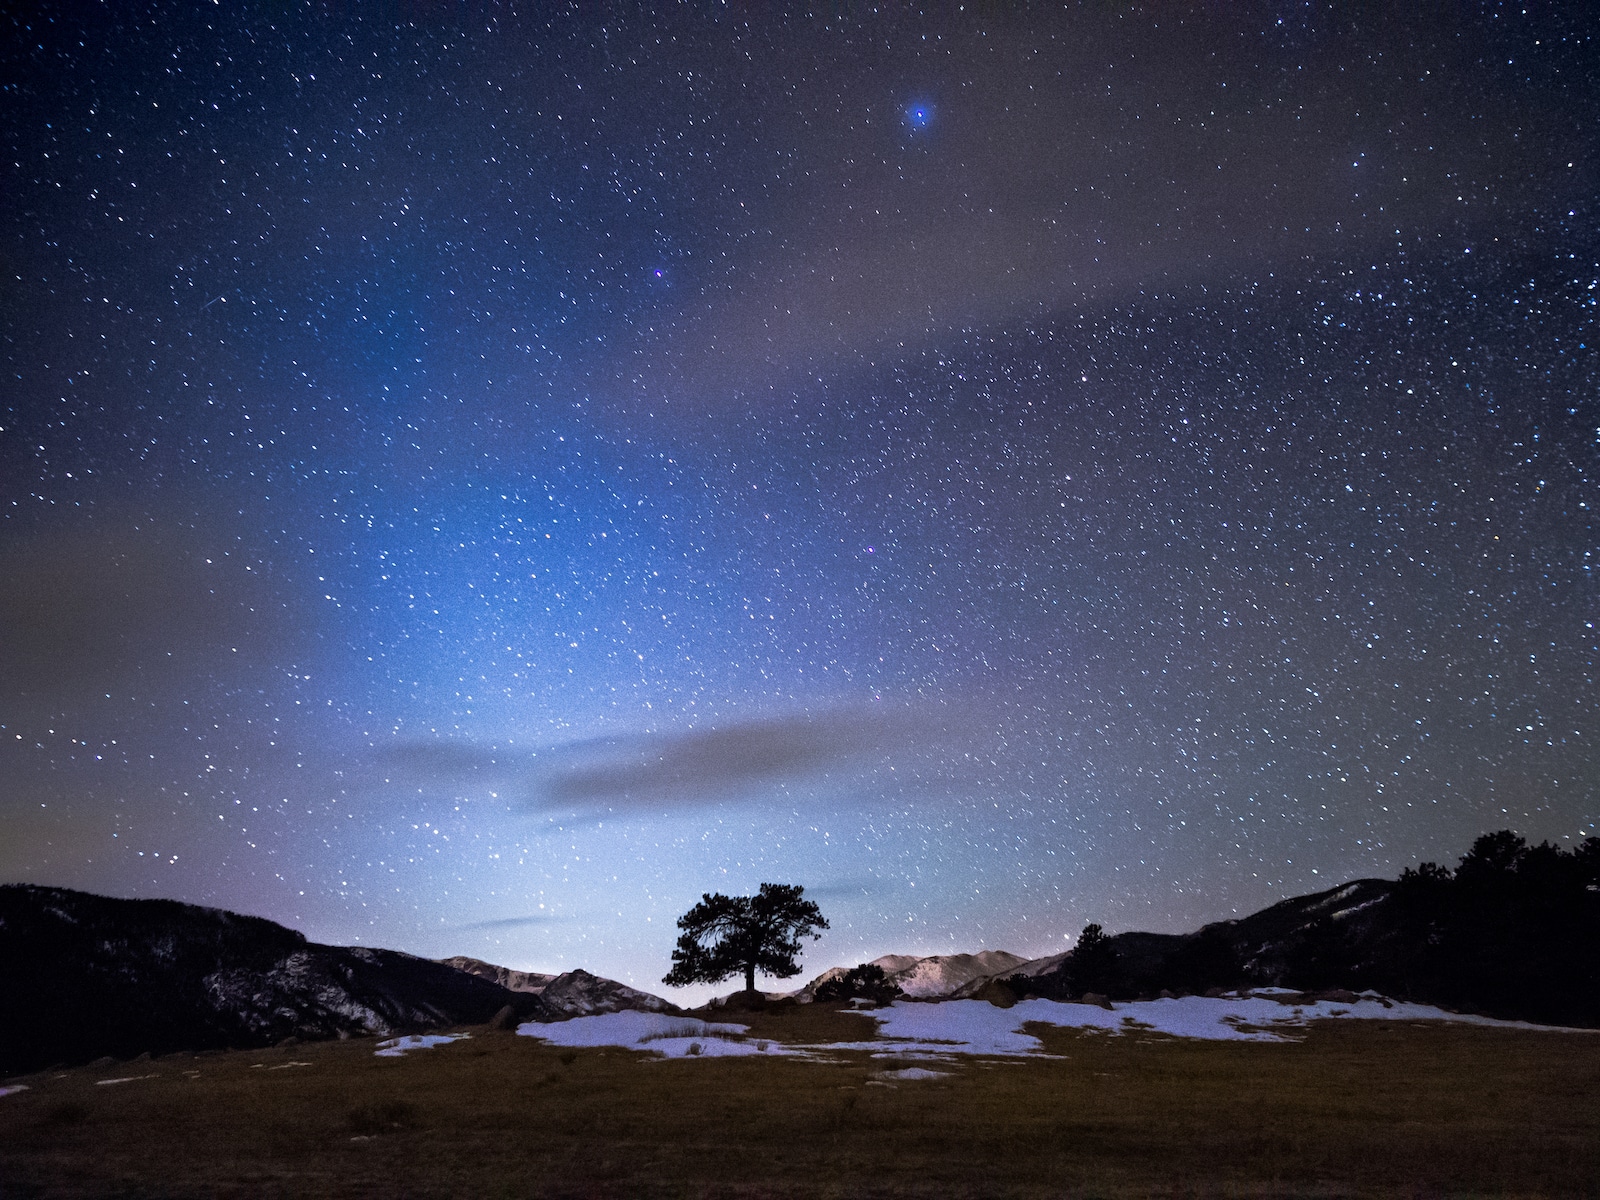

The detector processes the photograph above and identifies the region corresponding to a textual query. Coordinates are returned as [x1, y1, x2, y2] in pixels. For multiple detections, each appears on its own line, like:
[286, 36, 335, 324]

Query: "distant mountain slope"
[795, 951, 1033, 1002]
[800, 833, 1598, 1028]
[535, 968, 675, 1017]
[439, 955, 557, 994]
[877, 950, 1029, 998]
[1016, 878, 1401, 1001]
[0, 886, 539, 1075]
[433, 957, 674, 1016]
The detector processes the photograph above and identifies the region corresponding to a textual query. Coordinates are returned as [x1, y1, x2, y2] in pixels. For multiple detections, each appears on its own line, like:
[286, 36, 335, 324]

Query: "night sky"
[3, 3, 1595, 1001]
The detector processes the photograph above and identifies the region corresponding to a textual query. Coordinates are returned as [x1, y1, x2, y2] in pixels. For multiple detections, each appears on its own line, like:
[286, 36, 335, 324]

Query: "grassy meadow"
[1, 1004, 1596, 1199]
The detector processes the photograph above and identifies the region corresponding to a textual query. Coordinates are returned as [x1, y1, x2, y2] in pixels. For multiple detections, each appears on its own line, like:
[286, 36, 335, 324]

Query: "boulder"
[970, 979, 1018, 1009]
[1308, 988, 1360, 1004]
[1080, 992, 1114, 1010]
[487, 1004, 519, 1031]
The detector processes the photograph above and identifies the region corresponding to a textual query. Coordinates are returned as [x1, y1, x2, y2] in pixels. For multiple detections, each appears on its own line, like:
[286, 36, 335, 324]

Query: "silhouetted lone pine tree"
[663, 883, 827, 993]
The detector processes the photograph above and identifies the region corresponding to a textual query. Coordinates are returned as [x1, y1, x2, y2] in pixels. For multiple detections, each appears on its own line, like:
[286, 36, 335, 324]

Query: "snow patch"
[875, 1067, 949, 1082]
[505, 994, 1590, 1063]
[519, 1011, 799, 1057]
[869, 1000, 1051, 1054]
[866, 995, 1591, 1052]
[0, 1085, 29, 1098]
[374, 1033, 468, 1058]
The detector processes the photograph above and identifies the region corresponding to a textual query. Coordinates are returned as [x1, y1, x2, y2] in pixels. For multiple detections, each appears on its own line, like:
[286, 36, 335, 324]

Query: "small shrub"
[815, 962, 901, 1005]
[346, 1100, 417, 1135]
[39, 1101, 89, 1127]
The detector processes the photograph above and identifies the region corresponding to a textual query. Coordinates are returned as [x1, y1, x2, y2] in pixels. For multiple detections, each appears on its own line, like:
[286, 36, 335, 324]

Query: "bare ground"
[1, 1010, 1595, 1199]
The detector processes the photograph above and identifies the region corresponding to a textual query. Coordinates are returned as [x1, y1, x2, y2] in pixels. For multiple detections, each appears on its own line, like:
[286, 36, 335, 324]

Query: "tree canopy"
[1063, 922, 1119, 995]
[814, 961, 901, 1005]
[662, 883, 828, 993]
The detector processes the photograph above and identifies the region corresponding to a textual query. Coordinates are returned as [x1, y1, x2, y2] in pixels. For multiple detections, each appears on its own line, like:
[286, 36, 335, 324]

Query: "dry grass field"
[1, 1005, 1596, 1199]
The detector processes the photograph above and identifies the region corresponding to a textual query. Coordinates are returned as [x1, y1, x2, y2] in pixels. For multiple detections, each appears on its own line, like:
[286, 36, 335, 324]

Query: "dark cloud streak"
[373, 708, 957, 815]
[541, 709, 933, 809]
[453, 915, 561, 932]
[0, 517, 315, 726]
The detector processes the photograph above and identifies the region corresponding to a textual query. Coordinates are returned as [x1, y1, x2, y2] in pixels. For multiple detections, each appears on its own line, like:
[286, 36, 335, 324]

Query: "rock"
[1309, 988, 1360, 1004]
[1080, 992, 1114, 1010]
[487, 1004, 519, 1031]
[1203, 987, 1226, 998]
[1158, 988, 1177, 1000]
[970, 979, 1018, 1008]
[276, 1035, 299, 1048]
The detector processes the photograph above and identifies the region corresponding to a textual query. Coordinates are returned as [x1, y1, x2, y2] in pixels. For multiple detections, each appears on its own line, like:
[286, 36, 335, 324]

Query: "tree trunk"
[744, 962, 756, 993]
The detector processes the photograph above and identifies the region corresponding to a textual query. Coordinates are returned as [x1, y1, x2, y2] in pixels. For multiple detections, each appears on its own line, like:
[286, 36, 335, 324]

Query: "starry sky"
[2, 3, 1595, 1001]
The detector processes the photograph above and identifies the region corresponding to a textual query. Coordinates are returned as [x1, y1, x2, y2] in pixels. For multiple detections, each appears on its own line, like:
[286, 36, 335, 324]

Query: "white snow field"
[868, 994, 1586, 1052]
[507, 993, 1590, 1065]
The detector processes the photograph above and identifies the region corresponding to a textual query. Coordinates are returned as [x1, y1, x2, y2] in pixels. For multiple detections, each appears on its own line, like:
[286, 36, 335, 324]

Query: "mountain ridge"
[791, 846, 1597, 1029]
[0, 885, 668, 1076]
[786, 832, 1598, 1028]
[6, 830, 1594, 1075]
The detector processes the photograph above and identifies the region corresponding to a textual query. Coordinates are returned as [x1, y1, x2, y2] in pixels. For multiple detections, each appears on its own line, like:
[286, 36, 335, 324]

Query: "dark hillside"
[0, 885, 537, 1075]
[1021, 833, 1599, 1026]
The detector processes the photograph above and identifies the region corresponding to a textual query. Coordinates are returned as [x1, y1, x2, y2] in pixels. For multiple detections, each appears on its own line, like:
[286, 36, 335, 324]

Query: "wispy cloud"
[541, 708, 924, 809]
[371, 704, 967, 818]
[801, 876, 898, 900]
[0, 518, 301, 707]
[454, 914, 561, 932]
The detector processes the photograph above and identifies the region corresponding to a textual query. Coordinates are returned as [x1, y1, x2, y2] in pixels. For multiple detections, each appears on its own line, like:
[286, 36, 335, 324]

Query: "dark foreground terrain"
[2, 1006, 1595, 1199]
